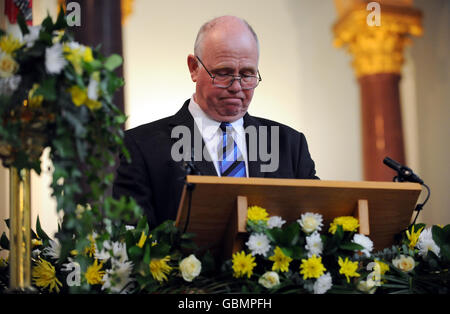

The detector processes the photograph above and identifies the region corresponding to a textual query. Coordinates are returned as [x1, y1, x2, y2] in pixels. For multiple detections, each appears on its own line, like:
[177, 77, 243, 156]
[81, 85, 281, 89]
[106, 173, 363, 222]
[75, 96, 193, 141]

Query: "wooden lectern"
[175, 176, 422, 259]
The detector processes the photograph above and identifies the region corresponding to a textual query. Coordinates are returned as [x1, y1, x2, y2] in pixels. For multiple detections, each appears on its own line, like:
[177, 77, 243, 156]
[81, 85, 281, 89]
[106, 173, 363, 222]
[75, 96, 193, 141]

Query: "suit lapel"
[168, 100, 217, 176]
[244, 113, 266, 178]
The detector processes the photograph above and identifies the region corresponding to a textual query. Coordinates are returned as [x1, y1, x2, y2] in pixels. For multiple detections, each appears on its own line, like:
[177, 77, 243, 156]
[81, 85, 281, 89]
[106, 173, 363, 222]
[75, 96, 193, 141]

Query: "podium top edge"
[185, 175, 422, 191]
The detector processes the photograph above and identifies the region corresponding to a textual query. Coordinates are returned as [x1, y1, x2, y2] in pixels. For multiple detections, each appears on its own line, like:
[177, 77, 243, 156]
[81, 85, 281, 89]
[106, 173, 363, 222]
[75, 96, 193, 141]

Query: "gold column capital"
[333, 4, 423, 77]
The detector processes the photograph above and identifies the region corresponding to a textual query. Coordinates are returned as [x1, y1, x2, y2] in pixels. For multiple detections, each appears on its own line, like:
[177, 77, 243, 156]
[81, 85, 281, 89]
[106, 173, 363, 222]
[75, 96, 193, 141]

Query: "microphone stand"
[384, 157, 431, 235]
[182, 148, 201, 234]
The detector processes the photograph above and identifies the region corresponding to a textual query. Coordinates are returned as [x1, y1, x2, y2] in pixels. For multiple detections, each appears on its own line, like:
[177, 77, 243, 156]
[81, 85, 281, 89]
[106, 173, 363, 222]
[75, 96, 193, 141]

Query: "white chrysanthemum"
[417, 227, 440, 257]
[0, 75, 21, 95]
[95, 240, 112, 261]
[179, 254, 202, 282]
[43, 238, 61, 261]
[258, 271, 280, 289]
[102, 260, 135, 294]
[313, 272, 332, 294]
[23, 26, 41, 47]
[45, 43, 67, 74]
[125, 225, 135, 231]
[111, 241, 128, 264]
[305, 231, 323, 257]
[297, 212, 323, 234]
[32, 249, 41, 258]
[87, 75, 99, 100]
[267, 216, 286, 229]
[246, 233, 271, 257]
[352, 233, 374, 257]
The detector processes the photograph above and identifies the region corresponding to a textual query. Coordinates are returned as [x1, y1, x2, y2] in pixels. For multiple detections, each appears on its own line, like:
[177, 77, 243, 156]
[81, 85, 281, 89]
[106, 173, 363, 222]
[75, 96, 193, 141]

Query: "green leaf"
[104, 54, 123, 71]
[35, 77, 57, 101]
[36, 216, 50, 241]
[0, 232, 9, 250]
[17, 13, 29, 35]
[339, 242, 365, 251]
[128, 245, 143, 260]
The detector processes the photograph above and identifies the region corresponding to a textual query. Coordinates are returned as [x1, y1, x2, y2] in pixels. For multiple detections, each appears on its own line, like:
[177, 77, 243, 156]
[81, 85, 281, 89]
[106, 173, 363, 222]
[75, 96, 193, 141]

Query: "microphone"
[383, 157, 423, 184]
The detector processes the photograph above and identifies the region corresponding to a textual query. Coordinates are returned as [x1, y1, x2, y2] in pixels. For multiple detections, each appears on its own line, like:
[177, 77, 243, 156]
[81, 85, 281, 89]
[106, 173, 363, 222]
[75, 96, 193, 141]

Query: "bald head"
[194, 16, 259, 59]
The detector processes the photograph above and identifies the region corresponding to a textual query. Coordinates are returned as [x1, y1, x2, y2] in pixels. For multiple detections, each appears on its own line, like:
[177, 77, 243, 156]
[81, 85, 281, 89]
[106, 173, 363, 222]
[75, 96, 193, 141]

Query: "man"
[113, 16, 318, 229]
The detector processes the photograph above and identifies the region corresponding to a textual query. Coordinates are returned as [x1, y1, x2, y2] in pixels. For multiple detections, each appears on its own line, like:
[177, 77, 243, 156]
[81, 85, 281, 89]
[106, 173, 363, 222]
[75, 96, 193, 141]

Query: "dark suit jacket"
[113, 99, 318, 229]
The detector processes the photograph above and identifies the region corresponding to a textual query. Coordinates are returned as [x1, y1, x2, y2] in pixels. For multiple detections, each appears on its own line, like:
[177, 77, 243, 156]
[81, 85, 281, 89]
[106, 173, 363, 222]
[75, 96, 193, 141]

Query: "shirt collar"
[188, 95, 244, 140]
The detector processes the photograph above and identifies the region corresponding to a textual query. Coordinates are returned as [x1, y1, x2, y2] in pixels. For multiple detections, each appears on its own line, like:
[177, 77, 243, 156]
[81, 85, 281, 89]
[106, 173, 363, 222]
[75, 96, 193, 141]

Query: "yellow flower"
[406, 225, 424, 249]
[86, 98, 102, 111]
[299, 254, 326, 280]
[84, 234, 96, 257]
[247, 206, 269, 222]
[0, 34, 22, 54]
[85, 259, 105, 285]
[137, 231, 147, 248]
[232, 251, 257, 279]
[0, 52, 19, 78]
[32, 257, 62, 293]
[329, 216, 359, 234]
[374, 260, 389, 275]
[63, 43, 94, 75]
[68, 85, 87, 107]
[32, 238, 43, 247]
[268, 246, 292, 273]
[338, 256, 360, 283]
[27, 84, 44, 108]
[149, 255, 172, 282]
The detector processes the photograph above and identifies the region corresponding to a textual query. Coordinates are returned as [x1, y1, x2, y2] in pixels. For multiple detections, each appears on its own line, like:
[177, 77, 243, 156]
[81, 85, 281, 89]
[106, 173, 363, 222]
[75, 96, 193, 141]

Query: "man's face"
[188, 28, 259, 122]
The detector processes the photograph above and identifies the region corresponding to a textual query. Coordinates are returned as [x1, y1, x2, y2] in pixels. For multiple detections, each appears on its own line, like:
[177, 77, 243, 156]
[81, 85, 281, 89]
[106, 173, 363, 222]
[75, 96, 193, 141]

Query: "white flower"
[45, 43, 67, 74]
[95, 240, 112, 261]
[297, 212, 323, 234]
[392, 255, 415, 272]
[32, 249, 41, 258]
[87, 75, 99, 100]
[111, 241, 128, 264]
[0, 51, 19, 78]
[313, 272, 332, 294]
[125, 225, 135, 231]
[0, 75, 21, 95]
[305, 231, 323, 257]
[23, 26, 41, 47]
[102, 260, 135, 293]
[352, 234, 373, 257]
[357, 279, 377, 294]
[43, 238, 61, 261]
[417, 227, 440, 257]
[246, 233, 271, 257]
[179, 254, 202, 282]
[267, 216, 286, 229]
[258, 271, 280, 289]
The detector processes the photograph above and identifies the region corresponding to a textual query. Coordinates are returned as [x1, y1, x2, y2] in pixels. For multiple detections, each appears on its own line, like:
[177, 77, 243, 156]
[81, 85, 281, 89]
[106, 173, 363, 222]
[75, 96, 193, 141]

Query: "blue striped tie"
[219, 122, 246, 177]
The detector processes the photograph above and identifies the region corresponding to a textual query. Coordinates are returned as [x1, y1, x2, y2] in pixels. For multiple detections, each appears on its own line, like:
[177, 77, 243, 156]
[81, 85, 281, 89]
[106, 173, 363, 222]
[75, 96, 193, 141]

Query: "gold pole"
[9, 168, 32, 291]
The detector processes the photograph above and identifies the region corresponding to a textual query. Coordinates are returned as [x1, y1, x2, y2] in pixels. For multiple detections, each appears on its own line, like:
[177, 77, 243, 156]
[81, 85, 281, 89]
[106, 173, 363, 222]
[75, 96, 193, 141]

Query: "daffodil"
[149, 255, 172, 282]
[299, 254, 326, 280]
[232, 251, 256, 278]
[268, 246, 292, 272]
[32, 257, 62, 293]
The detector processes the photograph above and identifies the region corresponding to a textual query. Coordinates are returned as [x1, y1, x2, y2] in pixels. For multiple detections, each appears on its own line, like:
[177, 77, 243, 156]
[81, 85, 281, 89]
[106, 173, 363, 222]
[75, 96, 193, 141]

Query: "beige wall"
[0, 0, 448, 242]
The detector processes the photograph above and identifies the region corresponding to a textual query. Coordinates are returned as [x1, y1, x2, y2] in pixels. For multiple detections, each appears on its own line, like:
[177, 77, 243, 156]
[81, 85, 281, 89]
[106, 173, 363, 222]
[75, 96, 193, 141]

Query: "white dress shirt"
[188, 96, 249, 177]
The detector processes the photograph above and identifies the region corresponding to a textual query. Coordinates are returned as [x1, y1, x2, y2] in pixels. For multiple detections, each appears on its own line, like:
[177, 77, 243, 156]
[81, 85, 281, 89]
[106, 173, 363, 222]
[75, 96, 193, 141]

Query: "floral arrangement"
[0, 9, 141, 292]
[0, 10, 448, 295]
[1, 206, 449, 294]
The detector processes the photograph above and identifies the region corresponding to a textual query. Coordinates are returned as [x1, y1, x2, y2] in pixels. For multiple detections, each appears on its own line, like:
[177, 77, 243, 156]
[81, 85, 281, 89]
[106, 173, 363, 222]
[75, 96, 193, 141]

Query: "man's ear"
[187, 54, 199, 82]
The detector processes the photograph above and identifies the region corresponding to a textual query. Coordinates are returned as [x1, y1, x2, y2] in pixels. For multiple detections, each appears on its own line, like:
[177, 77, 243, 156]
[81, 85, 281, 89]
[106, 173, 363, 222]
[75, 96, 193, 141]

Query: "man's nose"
[227, 77, 243, 92]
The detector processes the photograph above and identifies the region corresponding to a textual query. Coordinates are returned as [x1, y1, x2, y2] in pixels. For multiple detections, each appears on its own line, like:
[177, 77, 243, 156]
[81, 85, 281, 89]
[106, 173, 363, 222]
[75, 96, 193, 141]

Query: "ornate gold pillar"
[333, 0, 422, 181]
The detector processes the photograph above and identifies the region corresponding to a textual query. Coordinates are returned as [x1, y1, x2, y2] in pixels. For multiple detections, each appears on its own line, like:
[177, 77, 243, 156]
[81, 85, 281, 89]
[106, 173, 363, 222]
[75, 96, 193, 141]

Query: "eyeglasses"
[196, 56, 262, 90]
